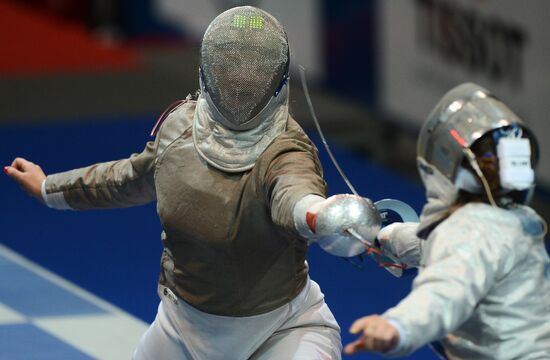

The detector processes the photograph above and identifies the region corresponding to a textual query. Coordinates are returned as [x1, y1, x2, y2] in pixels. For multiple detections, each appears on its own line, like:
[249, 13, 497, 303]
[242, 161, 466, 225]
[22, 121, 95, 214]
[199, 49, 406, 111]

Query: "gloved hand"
[376, 222, 422, 268]
[305, 194, 381, 257]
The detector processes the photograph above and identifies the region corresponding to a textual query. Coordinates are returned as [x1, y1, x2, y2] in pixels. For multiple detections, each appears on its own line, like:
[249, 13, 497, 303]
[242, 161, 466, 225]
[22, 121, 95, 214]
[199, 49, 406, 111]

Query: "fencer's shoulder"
[276, 116, 315, 146]
[428, 203, 525, 269]
[285, 115, 305, 132]
[152, 96, 196, 155]
[513, 204, 542, 220]
[151, 95, 196, 138]
[261, 118, 318, 164]
[258, 116, 319, 168]
[442, 202, 522, 239]
[462, 202, 518, 219]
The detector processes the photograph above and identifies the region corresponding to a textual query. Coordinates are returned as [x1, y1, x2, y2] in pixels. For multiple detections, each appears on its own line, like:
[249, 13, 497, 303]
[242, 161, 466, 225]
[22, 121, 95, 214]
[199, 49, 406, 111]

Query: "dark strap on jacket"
[151, 99, 188, 137]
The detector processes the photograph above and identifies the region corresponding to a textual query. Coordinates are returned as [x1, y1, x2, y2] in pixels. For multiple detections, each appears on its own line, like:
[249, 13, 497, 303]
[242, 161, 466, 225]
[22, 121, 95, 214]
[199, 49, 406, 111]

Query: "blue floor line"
[0, 323, 93, 360]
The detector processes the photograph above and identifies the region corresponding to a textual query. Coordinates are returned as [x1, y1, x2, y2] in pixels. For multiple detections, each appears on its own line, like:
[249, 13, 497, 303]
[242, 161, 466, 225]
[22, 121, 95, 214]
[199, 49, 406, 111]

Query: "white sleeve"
[385, 318, 408, 356]
[380, 211, 519, 356]
[293, 194, 324, 240]
[41, 178, 72, 210]
[377, 222, 423, 267]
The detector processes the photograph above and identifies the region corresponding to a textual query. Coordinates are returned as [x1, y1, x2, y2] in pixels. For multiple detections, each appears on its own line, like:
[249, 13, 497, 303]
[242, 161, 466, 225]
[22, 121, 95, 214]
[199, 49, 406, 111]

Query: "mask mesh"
[200, 6, 289, 128]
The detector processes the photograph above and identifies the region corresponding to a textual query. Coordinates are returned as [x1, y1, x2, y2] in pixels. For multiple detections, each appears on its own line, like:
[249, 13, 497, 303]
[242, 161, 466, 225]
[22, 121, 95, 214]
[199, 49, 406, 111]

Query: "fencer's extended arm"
[377, 222, 423, 268]
[43, 139, 158, 210]
[379, 205, 525, 356]
[260, 123, 327, 233]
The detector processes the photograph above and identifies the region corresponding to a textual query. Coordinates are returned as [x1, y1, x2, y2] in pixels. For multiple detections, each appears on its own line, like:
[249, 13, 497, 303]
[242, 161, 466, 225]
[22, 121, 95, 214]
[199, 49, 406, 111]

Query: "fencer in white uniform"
[345, 83, 550, 359]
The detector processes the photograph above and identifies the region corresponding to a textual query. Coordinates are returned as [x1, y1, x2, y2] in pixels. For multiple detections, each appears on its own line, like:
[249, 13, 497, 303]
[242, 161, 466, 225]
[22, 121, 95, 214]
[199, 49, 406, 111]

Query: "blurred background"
[1, 0, 549, 359]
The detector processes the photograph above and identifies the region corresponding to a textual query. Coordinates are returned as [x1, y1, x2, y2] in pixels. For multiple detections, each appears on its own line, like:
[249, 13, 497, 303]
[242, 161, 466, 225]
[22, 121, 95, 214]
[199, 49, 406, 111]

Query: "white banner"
[154, 0, 324, 78]
[380, 0, 550, 186]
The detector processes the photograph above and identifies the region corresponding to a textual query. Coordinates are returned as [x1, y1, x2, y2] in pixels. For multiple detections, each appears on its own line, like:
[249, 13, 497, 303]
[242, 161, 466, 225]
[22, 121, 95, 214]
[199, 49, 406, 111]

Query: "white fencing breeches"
[133, 278, 341, 360]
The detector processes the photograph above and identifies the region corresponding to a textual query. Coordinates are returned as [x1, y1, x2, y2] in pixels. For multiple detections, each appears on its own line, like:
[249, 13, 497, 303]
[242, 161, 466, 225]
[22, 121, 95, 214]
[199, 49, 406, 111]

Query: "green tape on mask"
[249, 15, 264, 29]
[232, 14, 247, 28]
[231, 14, 264, 29]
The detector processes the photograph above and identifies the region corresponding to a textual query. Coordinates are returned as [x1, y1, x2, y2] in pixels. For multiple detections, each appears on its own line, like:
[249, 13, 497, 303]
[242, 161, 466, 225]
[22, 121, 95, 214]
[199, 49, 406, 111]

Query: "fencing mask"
[200, 6, 289, 130]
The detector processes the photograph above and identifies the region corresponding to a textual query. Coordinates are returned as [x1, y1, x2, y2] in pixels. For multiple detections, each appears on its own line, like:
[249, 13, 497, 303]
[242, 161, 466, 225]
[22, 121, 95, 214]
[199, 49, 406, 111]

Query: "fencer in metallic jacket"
[356, 83, 550, 359]
[22, 7, 382, 359]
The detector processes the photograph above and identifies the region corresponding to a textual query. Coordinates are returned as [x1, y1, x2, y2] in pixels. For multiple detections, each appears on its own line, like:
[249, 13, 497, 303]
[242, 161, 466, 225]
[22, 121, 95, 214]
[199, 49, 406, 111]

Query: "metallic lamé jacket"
[43, 98, 327, 317]
[383, 203, 550, 359]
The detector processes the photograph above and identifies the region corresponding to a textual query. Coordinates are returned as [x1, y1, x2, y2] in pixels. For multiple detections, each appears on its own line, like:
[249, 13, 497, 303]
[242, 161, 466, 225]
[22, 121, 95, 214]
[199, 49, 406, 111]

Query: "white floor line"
[0, 243, 148, 319]
[34, 313, 147, 360]
[0, 302, 26, 325]
[0, 242, 149, 359]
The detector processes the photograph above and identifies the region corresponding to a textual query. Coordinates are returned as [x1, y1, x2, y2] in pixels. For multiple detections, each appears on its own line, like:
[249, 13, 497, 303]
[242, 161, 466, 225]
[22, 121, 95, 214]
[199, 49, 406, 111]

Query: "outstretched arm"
[344, 209, 522, 357]
[5, 140, 158, 210]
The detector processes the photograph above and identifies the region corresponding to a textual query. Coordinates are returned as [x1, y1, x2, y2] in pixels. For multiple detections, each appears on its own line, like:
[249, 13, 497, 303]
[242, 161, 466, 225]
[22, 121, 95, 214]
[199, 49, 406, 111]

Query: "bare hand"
[4, 158, 46, 201]
[344, 315, 400, 355]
